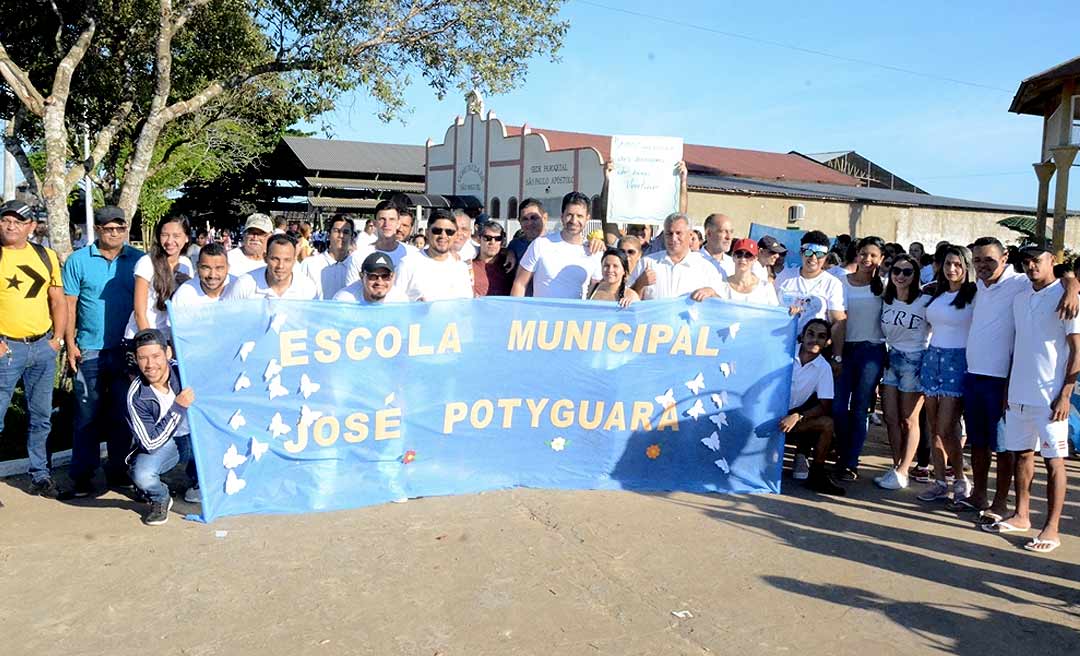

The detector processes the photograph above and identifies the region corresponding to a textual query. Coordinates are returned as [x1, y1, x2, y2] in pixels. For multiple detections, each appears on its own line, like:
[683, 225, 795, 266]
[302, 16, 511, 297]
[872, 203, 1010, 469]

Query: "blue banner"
[748, 223, 806, 268]
[170, 297, 797, 522]
[1070, 391, 1080, 451]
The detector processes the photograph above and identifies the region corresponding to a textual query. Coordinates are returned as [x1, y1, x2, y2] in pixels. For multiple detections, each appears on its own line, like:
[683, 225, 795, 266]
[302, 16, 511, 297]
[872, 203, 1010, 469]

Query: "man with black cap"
[61, 205, 144, 496]
[333, 251, 407, 304]
[227, 212, 273, 276]
[754, 235, 787, 281]
[0, 200, 67, 497]
[981, 245, 1080, 554]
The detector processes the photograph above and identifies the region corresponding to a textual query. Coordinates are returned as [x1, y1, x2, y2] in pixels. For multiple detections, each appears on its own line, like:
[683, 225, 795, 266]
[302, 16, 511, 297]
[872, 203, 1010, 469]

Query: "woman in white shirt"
[875, 254, 931, 490]
[716, 238, 778, 306]
[834, 236, 887, 480]
[125, 215, 193, 342]
[917, 245, 977, 503]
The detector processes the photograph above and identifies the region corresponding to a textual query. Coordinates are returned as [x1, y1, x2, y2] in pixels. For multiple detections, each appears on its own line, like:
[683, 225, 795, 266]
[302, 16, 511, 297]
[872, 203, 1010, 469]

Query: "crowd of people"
[0, 192, 1076, 553]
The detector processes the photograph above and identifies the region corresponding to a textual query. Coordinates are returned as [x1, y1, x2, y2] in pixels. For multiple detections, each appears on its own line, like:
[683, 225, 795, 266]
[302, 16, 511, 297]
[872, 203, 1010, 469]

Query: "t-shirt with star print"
[0, 242, 62, 338]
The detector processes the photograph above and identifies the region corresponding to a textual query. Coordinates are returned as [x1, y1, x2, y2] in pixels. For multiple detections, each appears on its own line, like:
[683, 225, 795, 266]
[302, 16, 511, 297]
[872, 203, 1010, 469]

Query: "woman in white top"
[125, 215, 193, 342]
[917, 245, 977, 503]
[717, 238, 778, 306]
[834, 236, 887, 480]
[587, 248, 639, 307]
[875, 254, 931, 490]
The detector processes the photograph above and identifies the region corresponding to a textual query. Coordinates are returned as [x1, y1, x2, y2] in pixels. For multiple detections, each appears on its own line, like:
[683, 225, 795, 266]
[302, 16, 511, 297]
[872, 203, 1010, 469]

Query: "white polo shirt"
[221, 267, 318, 300]
[171, 276, 235, 306]
[520, 232, 602, 299]
[392, 251, 473, 302]
[966, 267, 1030, 378]
[1008, 279, 1080, 407]
[701, 249, 734, 278]
[298, 250, 350, 300]
[343, 242, 417, 286]
[638, 251, 727, 300]
[775, 267, 845, 331]
[790, 354, 834, 410]
[226, 247, 265, 276]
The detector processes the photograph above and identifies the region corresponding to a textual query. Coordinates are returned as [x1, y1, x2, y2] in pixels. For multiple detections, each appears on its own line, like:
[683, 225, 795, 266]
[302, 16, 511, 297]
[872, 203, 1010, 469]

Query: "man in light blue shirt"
[61, 207, 144, 496]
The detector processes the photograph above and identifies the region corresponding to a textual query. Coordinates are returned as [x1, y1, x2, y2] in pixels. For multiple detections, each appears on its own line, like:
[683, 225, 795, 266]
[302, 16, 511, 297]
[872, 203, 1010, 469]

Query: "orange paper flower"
[402, 450, 416, 464]
[646, 444, 661, 460]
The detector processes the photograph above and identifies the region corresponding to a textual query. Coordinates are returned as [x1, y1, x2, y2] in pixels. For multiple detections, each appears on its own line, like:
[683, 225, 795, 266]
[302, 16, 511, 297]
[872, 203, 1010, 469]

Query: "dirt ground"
[1, 434, 1078, 656]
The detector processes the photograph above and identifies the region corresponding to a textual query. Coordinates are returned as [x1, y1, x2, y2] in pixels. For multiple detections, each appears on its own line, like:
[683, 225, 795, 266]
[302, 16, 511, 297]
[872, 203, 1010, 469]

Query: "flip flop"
[948, 497, 983, 512]
[1023, 537, 1061, 554]
[977, 510, 1004, 526]
[980, 520, 1031, 534]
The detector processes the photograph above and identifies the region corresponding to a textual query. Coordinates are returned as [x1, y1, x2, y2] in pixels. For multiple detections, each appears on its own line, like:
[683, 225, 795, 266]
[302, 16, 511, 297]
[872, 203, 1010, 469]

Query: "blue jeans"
[0, 338, 58, 483]
[962, 373, 1006, 452]
[70, 346, 132, 483]
[130, 438, 179, 504]
[835, 341, 886, 470]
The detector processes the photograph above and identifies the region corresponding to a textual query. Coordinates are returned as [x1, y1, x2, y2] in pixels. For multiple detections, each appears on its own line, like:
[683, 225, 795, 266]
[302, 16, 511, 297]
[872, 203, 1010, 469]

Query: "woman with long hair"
[916, 244, 977, 503]
[833, 236, 887, 480]
[717, 238, 778, 306]
[588, 248, 638, 307]
[124, 215, 192, 341]
[875, 254, 930, 489]
[296, 222, 314, 261]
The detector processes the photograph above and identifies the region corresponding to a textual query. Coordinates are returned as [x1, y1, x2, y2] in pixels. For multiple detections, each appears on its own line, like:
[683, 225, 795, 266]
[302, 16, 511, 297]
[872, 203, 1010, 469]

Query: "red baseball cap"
[731, 238, 759, 256]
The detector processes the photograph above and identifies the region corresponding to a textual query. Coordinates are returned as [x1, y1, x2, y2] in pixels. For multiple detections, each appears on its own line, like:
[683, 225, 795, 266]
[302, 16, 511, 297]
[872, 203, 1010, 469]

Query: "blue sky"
[310, 0, 1077, 210]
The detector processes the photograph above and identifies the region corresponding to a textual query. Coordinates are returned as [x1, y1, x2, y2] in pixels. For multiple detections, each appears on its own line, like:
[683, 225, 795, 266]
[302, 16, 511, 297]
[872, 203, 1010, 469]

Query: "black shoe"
[28, 478, 61, 499]
[143, 497, 173, 526]
[836, 467, 859, 482]
[808, 467, 847, 496]
[59, 479, 96, 500]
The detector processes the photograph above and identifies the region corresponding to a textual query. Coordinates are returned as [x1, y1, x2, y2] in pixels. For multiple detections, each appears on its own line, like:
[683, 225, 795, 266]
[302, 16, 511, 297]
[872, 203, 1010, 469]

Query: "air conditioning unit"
[788, 204, 806, 225]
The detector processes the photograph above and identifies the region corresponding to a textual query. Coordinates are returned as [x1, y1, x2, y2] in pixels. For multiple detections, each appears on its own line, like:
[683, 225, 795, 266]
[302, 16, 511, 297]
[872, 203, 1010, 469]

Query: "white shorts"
[1003, 403, 1069, 458]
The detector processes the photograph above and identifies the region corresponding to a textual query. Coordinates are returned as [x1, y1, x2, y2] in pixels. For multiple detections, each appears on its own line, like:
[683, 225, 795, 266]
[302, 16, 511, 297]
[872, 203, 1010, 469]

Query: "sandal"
[980, 520, 1031, 534]
[1023, 537, 1061, 554]
[977, 510, 1004, 526]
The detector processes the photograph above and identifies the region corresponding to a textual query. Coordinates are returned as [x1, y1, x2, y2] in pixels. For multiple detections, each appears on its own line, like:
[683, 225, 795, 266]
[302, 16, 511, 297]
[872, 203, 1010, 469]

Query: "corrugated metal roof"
[1010, 55, 1080, 115]
[307, 197, 380, 209]
[303, 176, 425, 192]
[686, 174, 1040, 214]
[505, 126, 861, 186]
[283, 137, 425, 176]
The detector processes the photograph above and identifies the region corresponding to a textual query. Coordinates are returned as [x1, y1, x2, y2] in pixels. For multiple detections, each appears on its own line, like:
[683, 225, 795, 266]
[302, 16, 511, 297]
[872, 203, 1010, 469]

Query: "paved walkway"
[2, 438, 1078, 655]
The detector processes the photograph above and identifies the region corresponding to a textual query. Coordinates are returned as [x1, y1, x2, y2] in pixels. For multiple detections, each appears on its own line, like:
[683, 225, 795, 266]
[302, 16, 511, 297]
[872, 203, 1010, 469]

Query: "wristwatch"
[832, 355, 843, 364]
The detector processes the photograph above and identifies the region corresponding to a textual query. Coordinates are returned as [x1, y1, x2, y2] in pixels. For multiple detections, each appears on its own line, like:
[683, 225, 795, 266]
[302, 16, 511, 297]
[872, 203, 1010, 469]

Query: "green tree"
[0, 0, 568, 258]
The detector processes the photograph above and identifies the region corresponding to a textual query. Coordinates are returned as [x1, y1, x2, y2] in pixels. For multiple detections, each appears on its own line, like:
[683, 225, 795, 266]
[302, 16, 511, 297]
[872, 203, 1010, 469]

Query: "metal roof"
[1009, 55, 1080, 116]
[686, 174, 1041, 214]
[303, 176, 425, 192]
[307, 197, 379, 209]
[282, 137, 425, 176]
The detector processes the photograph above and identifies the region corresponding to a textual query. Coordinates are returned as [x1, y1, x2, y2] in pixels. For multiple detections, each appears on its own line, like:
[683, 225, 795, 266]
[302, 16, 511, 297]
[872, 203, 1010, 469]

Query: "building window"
[508, 197, 518, 219]
[490, 197, 501, 219]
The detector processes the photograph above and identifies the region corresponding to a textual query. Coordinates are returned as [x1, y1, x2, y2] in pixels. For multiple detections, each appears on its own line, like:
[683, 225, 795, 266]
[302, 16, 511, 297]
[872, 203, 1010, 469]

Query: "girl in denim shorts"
[877, 254, 930, 490]
[917, 246, 976, 503]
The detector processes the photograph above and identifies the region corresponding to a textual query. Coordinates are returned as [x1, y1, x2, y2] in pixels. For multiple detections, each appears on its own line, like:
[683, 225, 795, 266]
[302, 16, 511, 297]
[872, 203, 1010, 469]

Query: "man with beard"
[333, 252, 407, 304]
[511, 192, 602, 299]
[172, 243, 233, 306]
[393, 209, 473, 302]
[222, 234, 317, 300]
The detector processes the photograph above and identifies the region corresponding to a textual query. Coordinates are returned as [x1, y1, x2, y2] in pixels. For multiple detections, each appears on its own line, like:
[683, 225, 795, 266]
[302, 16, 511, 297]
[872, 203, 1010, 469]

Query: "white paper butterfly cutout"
[237, 341, 255, 362]
[299, 373, 320, 399]
[298, 404, 323, 429]
[269, 313, 287, 334]
[228, 409, 246, 431]
[222, 444, 247, 469]
[686, 399, 706, 420]
[714, 458, 730, 474]
[711, 391, 728, 410]
[268, 412, 290, 438]
[267, 375, 288, 400]
[701, 431, 720, 451]
[685, 372, 705, 395]
[709, 412, 729, 429]
[263, 358, 282, 381]
[224, 469, 247, 495]
[719, 362, 735, 378]
[654, 388, 676, 411]
[250, 437, 269, 462]
[233, 372, 251, 392]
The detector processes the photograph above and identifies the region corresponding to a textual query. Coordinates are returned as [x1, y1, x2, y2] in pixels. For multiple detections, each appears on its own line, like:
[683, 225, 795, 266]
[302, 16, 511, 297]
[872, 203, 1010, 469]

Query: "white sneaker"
[793, 454, 810, 480]
[917, 480, 951, 502]
[183, 486, 201, 504]
[876, 469, 909, 490]
[952, 477, 972, 500]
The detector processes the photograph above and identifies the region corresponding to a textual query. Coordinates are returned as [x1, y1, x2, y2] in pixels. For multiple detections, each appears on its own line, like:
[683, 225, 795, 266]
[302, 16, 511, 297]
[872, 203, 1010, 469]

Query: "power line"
[920, 171, 1030, 180]
[575, 0, 1015, 94]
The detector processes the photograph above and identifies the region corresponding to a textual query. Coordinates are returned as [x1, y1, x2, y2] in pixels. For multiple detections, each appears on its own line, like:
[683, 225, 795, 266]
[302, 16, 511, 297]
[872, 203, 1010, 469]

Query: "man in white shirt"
[393, 209, 473, 302]
[700, 213, 735, 277]
[344, 200, 416, 286]
[299, 215, 353, 299]
[222, 234, 317, 300]
[172, 243, 233, 306]
[511, 192, 601, 299]
[633, 213, 727, 302]
[982, 246, 1080, 554]
[754, 235, 787, 280]
[775, 230, 846, 366]
[356, 218, 377, 248]
[227, 213, 272, 276]
[333, 252, 408, 304]
[778, 319, 845, 495]
[451, 209, 478, 262]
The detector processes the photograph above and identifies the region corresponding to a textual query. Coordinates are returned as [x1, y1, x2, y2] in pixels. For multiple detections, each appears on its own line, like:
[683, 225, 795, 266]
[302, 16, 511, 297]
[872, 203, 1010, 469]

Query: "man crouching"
[125, 328, 195, 526]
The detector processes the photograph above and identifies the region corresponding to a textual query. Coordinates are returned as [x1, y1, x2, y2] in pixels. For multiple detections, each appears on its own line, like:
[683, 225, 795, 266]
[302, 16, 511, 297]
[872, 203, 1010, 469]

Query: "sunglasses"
[733, 250, 756, 260]
[801, 247, 828, 259]
[98, 226, 127, 234]
[365, 272, 392, 281]
[429, 226, 457, 236]
[891, 266, 915, 277]
[520, 214, 543, 222]
[481, 234, 503, 242]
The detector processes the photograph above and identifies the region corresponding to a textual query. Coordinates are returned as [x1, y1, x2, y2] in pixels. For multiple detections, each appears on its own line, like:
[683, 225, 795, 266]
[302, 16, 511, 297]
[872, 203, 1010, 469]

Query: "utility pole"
[2, 119, 14, 202]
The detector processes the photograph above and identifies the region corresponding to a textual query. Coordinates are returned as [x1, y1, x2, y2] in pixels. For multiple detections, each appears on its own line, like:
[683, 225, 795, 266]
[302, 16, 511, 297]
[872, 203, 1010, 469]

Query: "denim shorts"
[882, 349, 924, 394]
[919, 346, 966, 398]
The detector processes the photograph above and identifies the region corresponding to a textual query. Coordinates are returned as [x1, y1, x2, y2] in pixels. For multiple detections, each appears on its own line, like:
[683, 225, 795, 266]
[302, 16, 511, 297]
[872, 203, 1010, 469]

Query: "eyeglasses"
[801, 247, 828, 259]
[733, 250, 756, 260]
[481, 234, 503, 242]
[365, 272, 392, 281]
[98, 226, 127, 234]
[429, 227, 457, 236]
[520, 214, 543, 222]
[891, 266, 915, 277]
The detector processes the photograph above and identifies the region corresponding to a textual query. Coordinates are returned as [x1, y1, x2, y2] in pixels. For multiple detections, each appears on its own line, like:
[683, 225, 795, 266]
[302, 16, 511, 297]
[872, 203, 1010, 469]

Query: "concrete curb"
[0, 443, 107, 478]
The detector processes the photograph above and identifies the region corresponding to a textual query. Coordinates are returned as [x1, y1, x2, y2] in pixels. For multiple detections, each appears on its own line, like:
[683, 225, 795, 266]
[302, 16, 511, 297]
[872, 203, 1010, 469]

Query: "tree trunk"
[41, 100, 73, 258]
[115, 118, 165, 227]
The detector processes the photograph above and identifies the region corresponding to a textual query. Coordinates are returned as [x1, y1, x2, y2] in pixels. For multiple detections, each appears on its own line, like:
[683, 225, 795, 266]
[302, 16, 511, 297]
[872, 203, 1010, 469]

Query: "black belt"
[0, 331, 50, 344]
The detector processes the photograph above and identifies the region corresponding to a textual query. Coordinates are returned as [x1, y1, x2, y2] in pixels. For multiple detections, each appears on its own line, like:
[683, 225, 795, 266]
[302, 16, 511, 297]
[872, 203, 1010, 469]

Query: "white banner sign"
[607, 135, 683, 225]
